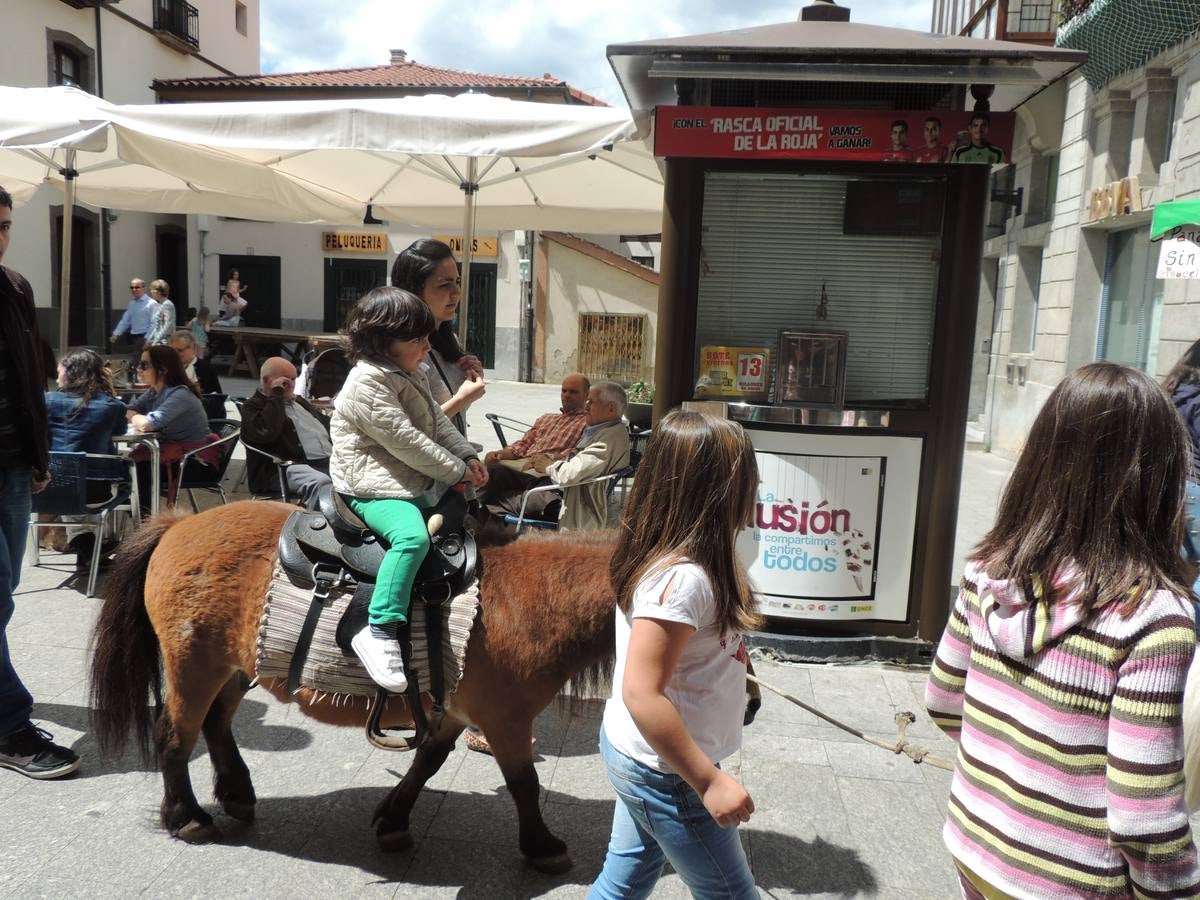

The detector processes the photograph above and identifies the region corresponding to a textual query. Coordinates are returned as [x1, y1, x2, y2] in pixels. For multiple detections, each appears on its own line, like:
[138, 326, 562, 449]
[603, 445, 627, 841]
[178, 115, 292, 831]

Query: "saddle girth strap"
[287, 565, 344, 696]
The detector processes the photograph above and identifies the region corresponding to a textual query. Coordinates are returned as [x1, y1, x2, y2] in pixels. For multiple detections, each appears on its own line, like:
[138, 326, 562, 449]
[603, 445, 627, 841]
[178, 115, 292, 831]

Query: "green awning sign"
[1150, 198, 1200, 240]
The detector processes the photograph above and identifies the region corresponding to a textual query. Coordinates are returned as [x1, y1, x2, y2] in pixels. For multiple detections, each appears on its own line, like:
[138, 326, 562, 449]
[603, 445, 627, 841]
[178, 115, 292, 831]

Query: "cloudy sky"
[260, 1, 935, 106]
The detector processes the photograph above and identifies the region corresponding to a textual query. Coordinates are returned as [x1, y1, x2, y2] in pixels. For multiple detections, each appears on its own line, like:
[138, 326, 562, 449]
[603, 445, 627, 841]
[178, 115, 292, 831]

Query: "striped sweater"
[925, 561, 1200, 899]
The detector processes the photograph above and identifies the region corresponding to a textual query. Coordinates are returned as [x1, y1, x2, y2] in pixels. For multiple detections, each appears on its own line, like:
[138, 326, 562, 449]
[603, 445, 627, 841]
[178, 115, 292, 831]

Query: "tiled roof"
[153, 61, 607, 106]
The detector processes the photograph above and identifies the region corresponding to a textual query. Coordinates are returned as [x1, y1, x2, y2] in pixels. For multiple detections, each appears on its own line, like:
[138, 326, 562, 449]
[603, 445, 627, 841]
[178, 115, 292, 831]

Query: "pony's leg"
[374, 716, 467, 852]
[486, 718, 572, 874]
[202, 673, 256, 823]
[156, 666, 234, 844]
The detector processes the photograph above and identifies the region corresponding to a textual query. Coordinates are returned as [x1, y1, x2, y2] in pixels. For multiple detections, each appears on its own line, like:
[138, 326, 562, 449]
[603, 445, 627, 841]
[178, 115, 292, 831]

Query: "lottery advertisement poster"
[695, 345, 772, 400]
[739, 429, 923, 622]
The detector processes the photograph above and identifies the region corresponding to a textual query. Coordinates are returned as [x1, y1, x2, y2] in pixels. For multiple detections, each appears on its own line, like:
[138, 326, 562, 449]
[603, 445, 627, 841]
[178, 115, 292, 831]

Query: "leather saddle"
[275, 484, 479, 750]
[279, 484, 476, 599]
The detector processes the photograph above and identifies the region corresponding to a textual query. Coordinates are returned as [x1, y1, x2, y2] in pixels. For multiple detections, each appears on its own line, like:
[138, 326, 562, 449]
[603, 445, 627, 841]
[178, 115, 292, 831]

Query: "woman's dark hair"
[974, 362, 1194, 613]
[1162, 338, 1200, 396]
[390, 238, 464, 362]
[58, 348, 115, 416]
[343, 286, 435, 363]
[612, 410, 762, 634]
[143, 344, 200, 397]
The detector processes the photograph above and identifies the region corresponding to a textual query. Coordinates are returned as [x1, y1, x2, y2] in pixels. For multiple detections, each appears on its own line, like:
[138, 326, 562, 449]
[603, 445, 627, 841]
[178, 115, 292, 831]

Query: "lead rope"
[747, 673, 956, 772]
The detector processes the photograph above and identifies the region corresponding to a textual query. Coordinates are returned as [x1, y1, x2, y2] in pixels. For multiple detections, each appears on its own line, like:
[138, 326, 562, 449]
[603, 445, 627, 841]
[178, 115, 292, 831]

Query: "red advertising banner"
[654, 107, 1015, 164]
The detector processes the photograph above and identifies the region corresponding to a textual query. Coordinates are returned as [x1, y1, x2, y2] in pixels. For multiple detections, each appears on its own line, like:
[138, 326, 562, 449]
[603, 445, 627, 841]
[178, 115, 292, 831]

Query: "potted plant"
[625, 380, 654, 430]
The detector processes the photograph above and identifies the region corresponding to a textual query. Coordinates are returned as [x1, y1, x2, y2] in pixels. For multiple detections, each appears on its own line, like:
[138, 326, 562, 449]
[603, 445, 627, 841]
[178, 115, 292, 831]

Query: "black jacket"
[240, 391, 329, 493]
[193, 357, 222, 395]
[0, 266, 49, 476]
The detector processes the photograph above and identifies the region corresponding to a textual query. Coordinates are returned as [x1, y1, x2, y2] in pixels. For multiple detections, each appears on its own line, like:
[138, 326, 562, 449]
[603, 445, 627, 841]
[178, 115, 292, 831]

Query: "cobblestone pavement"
[4, 379, 1018, 898]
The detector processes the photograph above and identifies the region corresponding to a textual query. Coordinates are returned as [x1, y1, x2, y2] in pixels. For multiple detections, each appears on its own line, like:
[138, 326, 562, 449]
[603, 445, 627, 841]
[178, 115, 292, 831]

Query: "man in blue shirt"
[109, 277, 158, 377]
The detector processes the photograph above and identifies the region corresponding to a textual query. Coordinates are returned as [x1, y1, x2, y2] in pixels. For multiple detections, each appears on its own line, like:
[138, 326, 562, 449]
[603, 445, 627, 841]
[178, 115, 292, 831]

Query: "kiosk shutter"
[696, 173, 943, 405]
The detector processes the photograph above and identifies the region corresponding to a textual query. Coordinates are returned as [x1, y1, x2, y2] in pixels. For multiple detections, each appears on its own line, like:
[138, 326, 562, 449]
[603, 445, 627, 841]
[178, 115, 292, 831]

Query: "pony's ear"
[471, 516, 521, 548]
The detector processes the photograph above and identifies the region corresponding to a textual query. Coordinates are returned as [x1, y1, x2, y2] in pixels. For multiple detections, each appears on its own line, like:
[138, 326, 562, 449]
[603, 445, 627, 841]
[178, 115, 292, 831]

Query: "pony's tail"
[88, 513, 181, 763]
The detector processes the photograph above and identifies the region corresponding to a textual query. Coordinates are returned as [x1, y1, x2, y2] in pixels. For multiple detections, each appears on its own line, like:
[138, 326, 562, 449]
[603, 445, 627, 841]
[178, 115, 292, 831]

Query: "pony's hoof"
[222, 800, 256, 822]
[175, 820, 223, 844]
[377, 828, 414, 853]
[528, 852, 573, 874]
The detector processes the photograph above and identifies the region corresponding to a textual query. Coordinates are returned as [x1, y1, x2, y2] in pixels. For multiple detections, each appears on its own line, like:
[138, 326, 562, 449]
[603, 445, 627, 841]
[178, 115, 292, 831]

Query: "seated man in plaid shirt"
[480, 373, 588, 522]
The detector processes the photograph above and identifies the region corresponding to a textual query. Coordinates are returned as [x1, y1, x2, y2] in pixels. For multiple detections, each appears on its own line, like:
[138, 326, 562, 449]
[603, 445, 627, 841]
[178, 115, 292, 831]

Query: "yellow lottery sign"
[695, 345, 771, 400]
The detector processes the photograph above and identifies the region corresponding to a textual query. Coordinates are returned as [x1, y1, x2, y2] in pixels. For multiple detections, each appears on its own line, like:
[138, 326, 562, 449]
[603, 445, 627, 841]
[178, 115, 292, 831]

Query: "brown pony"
[88, 500, 620, 872]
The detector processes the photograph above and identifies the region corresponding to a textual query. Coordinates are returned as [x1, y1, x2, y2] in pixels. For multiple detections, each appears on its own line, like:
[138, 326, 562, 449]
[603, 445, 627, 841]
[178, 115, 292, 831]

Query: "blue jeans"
[0, 467, 34, 738]
[588, 727, 759, 900]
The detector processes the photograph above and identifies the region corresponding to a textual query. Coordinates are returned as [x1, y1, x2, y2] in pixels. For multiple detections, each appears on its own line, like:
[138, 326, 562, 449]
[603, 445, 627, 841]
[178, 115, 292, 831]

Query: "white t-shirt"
[602, 561, 749, 774]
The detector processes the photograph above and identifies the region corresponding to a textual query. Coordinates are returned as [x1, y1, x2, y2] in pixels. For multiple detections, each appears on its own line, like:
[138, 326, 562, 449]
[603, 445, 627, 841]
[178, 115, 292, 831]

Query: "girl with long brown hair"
[589, 410, 760, 900]
[926, 363, 1200, 899]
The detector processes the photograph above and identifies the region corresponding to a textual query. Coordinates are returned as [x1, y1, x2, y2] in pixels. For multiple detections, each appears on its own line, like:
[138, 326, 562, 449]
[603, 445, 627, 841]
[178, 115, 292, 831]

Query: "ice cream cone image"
[841, 529, 874, 595]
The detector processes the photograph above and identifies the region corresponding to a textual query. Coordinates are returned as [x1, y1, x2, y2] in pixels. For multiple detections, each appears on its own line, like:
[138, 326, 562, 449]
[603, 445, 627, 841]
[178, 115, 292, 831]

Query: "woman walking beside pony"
[589, 410, 760, 900]
[926, 362, 1200, 898]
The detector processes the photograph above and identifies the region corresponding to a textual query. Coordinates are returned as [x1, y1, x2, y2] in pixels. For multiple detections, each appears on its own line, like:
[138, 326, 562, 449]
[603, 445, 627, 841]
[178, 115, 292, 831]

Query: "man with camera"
[239, 357, 332, 509]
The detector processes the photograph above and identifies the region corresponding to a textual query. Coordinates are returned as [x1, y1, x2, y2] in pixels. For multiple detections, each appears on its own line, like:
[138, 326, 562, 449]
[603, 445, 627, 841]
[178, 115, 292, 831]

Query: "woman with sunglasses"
[126, 345, 211, 511]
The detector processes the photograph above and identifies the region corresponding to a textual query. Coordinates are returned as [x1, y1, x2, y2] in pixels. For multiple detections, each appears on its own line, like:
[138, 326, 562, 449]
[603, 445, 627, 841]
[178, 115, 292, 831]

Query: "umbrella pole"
[457, 158, 478, 348]
[58, 149, 78, 359]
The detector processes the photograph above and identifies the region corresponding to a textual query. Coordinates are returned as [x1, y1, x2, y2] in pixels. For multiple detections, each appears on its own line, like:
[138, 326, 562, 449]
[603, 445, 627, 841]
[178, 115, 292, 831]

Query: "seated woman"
[330, 286, 488, 691]
[127, 344, 212, 510]
[44, 349, 128, 568]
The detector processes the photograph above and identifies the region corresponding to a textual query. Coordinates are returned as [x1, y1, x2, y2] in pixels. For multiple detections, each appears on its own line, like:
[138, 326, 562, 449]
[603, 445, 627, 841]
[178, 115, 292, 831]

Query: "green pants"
[347, 496, 430, 626]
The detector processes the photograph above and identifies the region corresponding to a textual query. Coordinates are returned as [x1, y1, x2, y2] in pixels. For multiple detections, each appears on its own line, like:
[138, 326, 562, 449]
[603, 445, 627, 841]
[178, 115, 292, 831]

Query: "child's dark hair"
[390, 238, 464, 362]
[612, 410, 761, 634]
[974, 362, 1194, 612]
[343, 286, 435, 363]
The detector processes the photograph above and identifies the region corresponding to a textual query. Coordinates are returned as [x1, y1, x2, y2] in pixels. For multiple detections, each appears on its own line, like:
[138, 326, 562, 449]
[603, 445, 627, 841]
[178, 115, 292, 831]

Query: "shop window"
[577, 313, 646, 384]
[695, 172, 943, 407]
[1024, 153, 1058, 226]
[235, 1, 248, 36]
[1096, 226, 1163, 373]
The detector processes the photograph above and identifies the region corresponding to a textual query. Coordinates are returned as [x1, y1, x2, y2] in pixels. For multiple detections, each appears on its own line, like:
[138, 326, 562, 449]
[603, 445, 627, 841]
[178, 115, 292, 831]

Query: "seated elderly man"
[483, 380, 630, 530]
[168, 329, 222, 395]
[481, 372, 588, 501]
[240, 357, 332, 509]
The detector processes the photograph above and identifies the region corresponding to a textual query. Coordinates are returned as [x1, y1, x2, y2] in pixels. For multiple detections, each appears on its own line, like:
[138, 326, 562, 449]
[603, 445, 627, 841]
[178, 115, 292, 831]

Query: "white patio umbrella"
[0, 87, 362, 354]
[108, 92, 664, 341]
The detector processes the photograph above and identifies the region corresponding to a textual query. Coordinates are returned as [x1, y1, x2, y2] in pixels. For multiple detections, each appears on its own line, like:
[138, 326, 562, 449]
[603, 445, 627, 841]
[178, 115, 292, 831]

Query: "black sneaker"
[0, 723, 80, 779]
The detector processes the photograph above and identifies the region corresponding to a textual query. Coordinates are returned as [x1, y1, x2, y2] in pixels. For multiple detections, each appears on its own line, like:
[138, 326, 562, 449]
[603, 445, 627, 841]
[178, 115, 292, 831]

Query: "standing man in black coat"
[0, 186, 80, 779]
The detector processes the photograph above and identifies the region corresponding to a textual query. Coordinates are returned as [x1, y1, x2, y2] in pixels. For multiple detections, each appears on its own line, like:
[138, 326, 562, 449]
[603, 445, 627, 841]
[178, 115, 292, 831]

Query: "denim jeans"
[0, 466, 34, 737]
[588, 726, 759, 900]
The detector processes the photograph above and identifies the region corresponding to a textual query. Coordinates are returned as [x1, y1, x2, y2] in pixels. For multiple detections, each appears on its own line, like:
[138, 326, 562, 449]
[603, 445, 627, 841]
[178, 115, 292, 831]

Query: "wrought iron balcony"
[153, 0, 199, 54]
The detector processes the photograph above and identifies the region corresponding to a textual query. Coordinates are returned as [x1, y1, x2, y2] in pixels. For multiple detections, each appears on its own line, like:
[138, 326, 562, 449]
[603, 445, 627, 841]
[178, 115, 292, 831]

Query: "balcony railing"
[153, 0, 200, 53]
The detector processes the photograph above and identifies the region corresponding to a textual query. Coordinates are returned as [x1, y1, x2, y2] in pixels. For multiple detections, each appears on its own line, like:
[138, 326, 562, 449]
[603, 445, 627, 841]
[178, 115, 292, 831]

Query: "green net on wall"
[1057, 0, 1200, 89]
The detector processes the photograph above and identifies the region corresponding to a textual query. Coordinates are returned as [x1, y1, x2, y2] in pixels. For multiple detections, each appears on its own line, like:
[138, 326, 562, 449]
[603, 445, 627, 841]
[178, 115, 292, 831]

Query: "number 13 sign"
[696, 345, 772, 401]
[736, 352, 768, 394]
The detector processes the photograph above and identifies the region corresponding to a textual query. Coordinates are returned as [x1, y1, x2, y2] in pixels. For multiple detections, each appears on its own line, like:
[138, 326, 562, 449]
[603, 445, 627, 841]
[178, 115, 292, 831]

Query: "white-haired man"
[488, 380, 630, 531]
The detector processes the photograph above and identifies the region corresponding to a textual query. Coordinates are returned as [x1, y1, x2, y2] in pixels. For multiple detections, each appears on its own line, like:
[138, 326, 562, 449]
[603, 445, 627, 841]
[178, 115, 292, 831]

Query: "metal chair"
[484, 412, 533, 447]
[173, 419, 242, 512]
[28, 451, 136, 597]
[301, 346, 351, 403]
[242, 441, 297, 502]
[506, 464, 637, 532]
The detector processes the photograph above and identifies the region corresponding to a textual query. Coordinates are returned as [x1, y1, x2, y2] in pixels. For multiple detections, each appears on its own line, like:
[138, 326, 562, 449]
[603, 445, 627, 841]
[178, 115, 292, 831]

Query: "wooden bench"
[213, 326, 342, 379]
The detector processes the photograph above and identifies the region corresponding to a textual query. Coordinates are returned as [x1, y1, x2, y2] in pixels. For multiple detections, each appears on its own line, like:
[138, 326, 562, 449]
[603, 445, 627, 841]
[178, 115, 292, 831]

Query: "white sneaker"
[351, 626, 409, 692]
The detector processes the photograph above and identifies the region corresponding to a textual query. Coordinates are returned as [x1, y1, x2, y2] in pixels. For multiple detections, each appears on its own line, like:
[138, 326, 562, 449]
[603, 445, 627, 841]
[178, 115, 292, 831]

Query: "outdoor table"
[214, 326, 342, 379]
[113, 431, 160, 516]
